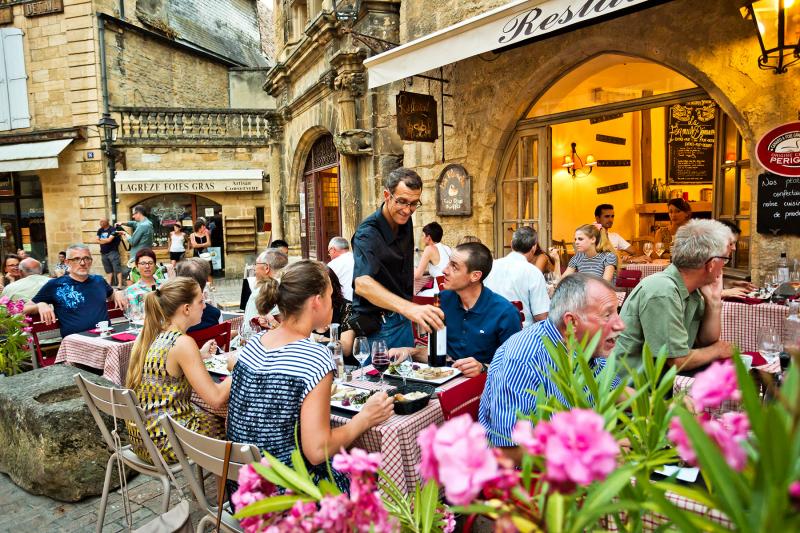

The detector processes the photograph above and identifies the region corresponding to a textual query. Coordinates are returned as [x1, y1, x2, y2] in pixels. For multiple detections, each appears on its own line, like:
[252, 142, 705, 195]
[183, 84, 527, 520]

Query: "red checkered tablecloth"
[720, 301, 789, 352]
[414, 275, 433, 295]
[56, 313, 246, 385]
[622, 259, 670, 278]
[606, 488, 732, 530]
[330, 371, 469, 494]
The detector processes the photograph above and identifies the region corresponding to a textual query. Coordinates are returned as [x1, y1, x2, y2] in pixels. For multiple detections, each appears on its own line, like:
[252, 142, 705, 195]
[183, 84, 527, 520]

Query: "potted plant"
[0, 296, 33, 376]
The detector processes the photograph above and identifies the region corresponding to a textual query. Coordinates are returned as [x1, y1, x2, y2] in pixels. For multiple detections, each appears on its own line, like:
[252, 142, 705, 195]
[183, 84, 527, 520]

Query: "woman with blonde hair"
[561, 223, 618, 283]
[227, 260, 393, 492]
[125, 276, 231, 463]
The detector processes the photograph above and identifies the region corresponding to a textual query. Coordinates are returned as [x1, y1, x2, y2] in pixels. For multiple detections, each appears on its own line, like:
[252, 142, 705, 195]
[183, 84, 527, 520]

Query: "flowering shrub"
[0, 296, 32, 375]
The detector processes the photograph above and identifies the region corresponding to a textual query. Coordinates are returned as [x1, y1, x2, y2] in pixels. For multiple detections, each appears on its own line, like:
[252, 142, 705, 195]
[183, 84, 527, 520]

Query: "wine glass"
[397, 355, 413, 389]
[371, 340, 389, 386]
[642, 241, 653, 258]
[353, 336, 370, 381]
[654, 243, 666, 259]
[758, 327, 783, 365]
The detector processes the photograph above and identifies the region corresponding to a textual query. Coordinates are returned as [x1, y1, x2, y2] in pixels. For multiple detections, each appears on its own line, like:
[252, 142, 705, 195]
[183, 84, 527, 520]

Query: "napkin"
[722, 296, 765, 305]
[743, 351, 767, 367]
[88, 328, 102, 334]
[111, 332, 137, 342]
[366, 369, 379, 376]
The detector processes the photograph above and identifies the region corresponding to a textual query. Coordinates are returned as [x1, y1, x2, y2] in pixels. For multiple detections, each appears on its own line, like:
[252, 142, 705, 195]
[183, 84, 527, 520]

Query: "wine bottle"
[327, 323, 345, 382]
[428, 292, 447, 367]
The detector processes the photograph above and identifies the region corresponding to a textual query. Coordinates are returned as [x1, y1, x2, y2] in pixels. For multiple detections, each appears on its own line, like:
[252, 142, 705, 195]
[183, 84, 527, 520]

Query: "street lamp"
[97, 112, 120, 222]
[741, 0, 800, 74]
[332, 0, 361, 21]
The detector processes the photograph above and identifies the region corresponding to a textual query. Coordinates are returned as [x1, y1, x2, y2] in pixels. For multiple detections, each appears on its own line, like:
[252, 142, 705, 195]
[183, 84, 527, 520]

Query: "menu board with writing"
[666, 100, 716, 184]
[756, 172, 800, 236]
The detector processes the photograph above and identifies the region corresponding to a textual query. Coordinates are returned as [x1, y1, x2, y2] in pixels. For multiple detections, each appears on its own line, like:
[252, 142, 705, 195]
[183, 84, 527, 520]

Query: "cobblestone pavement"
[0, 469, 219, 532]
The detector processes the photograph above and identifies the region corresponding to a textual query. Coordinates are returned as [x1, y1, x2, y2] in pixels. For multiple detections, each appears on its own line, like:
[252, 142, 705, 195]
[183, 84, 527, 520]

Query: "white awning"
[0, 138, 72, 171]
[115, 169, 264, 194]
[365, 0, 658, 89]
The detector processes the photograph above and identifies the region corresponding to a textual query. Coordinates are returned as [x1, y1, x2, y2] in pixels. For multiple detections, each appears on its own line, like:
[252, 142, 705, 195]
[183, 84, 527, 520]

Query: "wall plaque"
[596, 159, 631, 167]
[436, 164, 471, 216]
[666, 100, 716, 184]
[756, 171, 800, 236]
[597, 182, 629, 195]
[596, 134, 626, 145]
[396, 91, 438, 143]
[756, 121, 800, 177]
[589, 113, 623, 124]
[0, 7, 12, 24]
[24, 0, 63, 17]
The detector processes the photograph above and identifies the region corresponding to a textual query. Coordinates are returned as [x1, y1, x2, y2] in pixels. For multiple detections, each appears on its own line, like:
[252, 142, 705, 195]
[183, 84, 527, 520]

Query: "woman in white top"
[414, 222, 452, 280]
[168, 223, 186, 268]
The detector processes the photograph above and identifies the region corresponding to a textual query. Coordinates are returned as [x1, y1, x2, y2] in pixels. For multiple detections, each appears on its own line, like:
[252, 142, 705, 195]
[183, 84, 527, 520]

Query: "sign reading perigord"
[756, 121, 800, 178]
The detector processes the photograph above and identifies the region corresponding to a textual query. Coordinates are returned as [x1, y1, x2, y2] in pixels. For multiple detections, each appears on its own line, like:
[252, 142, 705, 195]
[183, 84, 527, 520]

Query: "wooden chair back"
[30, 318, 61, 368]
[439, 374, 488, 421]
[186, 321, 232, 352]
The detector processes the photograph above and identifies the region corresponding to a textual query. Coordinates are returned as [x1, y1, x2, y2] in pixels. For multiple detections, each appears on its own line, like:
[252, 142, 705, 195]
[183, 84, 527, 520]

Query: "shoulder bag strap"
[215, 441, 234, 532]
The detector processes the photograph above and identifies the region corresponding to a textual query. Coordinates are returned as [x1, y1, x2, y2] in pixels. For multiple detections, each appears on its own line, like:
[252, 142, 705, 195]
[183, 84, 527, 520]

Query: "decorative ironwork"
[112, 107, 271, 146]
[304, 134, 339, 173]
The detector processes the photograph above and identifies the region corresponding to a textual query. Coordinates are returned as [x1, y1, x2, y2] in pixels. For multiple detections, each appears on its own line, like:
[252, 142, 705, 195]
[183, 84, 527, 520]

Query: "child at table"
[226, 260, 394, 493]
[125, 277, 232, 464]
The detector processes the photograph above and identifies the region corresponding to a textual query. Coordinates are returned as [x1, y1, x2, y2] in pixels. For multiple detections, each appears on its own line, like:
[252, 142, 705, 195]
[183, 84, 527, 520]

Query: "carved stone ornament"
[266, 116, 284, 144]
[319, 70, 337, 90]
[333, 72, 365, 97]
[333, 129, 372, 156]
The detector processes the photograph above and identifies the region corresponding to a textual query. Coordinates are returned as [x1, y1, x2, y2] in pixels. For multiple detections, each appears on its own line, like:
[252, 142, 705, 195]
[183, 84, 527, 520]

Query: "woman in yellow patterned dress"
[125, 276, 232, 463]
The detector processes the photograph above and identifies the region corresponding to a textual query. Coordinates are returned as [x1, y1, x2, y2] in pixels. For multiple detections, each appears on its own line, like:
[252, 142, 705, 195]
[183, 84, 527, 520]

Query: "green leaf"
[318, 478, 341, 496]
[418, 480, 439, 533]
[233, 494, 313, 519]
[259, 454, 322, 499]
[545, 492, 564, 533]
[581, 464, 638, 513]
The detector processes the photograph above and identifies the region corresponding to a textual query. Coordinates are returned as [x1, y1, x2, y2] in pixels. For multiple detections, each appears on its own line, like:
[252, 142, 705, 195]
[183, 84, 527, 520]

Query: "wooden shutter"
[0, 29, 30, 131]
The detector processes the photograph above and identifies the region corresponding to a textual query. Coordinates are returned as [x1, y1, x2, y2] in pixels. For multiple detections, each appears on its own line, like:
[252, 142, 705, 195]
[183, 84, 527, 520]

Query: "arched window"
[300, 134, 340, 260]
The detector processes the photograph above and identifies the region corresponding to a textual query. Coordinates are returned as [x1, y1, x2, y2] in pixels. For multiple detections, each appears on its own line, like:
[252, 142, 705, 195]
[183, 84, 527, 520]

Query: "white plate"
[386, 362, 461, 385]
[330, 384, 375, 413]
[203, 354, 230, 375]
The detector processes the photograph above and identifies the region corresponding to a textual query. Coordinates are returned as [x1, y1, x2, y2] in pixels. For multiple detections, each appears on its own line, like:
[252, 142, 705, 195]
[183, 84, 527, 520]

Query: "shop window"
[716, 115, 750, 272]
[137, 194, 222, 250]
[0, 28, 30, 131]
[0, 173, 46, 264]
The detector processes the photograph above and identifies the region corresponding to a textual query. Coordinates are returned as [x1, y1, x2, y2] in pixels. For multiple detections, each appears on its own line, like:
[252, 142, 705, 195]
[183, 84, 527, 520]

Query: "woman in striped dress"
[125, 277, 231, 464]
[227, 260, 394, 492]
[562, 224, 618, 283]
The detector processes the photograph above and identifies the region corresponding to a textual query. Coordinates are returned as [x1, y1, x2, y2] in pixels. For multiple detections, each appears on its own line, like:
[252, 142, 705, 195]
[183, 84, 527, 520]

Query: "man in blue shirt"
[25, 244, 128, 337]
[122, 205, 154, 258]
[478, 273, 625, 462]
[391, 242, 521, 377]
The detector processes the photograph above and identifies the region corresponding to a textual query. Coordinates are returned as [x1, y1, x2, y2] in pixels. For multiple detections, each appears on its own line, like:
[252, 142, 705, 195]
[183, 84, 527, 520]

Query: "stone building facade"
[0, 0, 271, 275]
[267, 0, 799, 282]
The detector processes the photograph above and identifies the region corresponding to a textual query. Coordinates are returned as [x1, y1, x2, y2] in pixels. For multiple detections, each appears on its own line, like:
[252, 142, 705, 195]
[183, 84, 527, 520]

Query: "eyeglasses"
[137, 261, 155, 267]
[6, 263, 19, 268]
[705, 255, 731, 266]
[255, 262, 267, 266]
[68, 257, 93, 264]
[390, 193, 422, 210]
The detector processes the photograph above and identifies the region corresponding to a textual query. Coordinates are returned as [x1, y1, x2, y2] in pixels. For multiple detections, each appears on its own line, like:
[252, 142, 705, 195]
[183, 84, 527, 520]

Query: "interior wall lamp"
[561, 142, 596, 178]
[741, 0, 800, 74]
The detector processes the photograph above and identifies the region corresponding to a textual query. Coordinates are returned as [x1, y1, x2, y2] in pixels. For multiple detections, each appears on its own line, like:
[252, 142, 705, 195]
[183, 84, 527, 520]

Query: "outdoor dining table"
[55, 312, 244, 385]
[621, 258, 670, 278]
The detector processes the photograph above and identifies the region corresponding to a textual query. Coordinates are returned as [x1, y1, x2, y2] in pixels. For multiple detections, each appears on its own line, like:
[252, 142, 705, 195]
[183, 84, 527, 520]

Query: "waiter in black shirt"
[351, 168, 445, 350]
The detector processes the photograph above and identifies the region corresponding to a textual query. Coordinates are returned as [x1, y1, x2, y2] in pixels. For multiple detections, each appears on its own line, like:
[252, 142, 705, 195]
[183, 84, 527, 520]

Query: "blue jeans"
[366, 311, 414, 363]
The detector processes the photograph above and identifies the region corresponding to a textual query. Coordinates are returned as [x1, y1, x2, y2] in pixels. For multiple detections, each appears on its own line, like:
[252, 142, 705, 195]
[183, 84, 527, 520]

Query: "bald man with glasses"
[25, 244, 127, 337]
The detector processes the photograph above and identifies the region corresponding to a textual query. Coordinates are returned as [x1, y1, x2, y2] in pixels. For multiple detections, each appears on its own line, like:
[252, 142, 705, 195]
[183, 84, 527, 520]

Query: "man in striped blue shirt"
[478, 273, 625, 462]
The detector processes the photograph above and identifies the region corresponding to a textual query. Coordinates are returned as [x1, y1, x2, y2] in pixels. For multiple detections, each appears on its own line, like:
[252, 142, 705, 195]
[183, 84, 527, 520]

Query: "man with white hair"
[24, 244, 127, 337]
[1, 257, 49, 301]
[240, 247, 288, 338]
[327, 236, 354, 301]
[612, 219, 733, 371]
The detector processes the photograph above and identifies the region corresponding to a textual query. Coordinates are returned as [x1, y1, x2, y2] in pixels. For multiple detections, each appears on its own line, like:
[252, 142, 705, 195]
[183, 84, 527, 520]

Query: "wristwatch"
[480, 362, 488, 374]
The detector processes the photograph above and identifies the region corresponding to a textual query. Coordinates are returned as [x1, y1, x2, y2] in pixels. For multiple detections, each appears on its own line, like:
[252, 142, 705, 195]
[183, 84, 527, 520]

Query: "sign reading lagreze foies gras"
[755, 122, 800, 236]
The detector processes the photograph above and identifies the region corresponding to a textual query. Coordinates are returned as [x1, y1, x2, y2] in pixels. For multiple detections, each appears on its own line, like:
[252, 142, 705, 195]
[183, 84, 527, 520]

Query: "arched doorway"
[496, 53, 751, 273]
[300, 134, 341, 260]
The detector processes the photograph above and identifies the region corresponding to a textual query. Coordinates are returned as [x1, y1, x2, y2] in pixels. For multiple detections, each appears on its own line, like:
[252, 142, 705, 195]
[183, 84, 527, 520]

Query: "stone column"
[266, 114, 285, 241]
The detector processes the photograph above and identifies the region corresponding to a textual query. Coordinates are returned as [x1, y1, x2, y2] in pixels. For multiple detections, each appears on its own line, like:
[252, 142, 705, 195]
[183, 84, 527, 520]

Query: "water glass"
[353, 336, 370, 380]
[371, 340, 389, 386]
[642, 242, 653, 258]
[397, 356, 413, 388]
[758, 327, 783, 364]
[655, 242, 665, 258]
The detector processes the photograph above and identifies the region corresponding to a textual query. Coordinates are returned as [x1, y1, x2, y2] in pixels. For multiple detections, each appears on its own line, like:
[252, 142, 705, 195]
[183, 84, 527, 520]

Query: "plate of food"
[203, 354, 230, 375]
[386, 362, 461, 385]
[330, 384, 379, 413]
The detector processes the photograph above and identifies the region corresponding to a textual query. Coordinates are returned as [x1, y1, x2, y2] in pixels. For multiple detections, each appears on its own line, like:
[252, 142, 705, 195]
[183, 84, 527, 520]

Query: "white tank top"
[170, 233, 185, 253]
[428, 242, 452, 277]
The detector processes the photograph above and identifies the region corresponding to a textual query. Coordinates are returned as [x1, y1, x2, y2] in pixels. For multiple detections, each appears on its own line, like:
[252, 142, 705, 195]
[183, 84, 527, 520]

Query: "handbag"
[110, 393, 194, 533]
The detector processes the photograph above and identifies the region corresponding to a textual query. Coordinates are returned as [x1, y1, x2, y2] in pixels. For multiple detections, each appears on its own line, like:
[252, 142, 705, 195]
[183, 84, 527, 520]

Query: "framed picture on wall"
[436, 164, 472, 216]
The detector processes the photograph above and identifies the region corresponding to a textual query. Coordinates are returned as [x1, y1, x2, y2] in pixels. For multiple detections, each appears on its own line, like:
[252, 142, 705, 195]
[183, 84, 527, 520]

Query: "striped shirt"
[226, 336, 346, 489]
[568, 251, 617, 281]
[478, 319, 615, 447]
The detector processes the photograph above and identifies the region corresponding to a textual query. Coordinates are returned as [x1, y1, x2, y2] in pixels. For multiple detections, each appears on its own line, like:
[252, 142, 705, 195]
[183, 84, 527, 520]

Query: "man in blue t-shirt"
[25, 244, 128, 337]
[390, 242, 522, 377]
[96, 217, 122, 289]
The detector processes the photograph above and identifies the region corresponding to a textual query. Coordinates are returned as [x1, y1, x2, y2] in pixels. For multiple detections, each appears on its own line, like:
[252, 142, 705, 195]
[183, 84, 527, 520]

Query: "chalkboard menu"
[666, 100, 716, 184]
[756, 172, 800, 236]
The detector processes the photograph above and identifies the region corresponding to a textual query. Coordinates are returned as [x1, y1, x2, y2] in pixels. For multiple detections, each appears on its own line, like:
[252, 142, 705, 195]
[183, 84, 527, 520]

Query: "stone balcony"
[111, 106, 276, 147]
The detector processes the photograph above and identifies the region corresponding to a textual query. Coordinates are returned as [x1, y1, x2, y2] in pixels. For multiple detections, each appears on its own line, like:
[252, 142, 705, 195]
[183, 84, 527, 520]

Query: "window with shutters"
[0, 28, 30, 132]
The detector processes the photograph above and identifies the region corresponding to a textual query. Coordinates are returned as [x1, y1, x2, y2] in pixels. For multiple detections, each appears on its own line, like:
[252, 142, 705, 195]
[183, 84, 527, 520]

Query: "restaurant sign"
[396, 91, 438, 142]
[756, 121, 800, 178]
[115, 170, 264, 194]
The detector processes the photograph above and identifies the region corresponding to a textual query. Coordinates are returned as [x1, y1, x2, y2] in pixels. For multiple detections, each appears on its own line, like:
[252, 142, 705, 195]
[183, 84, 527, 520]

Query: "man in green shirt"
[122, 204, 154, 257]
[613, 219, 733, 373]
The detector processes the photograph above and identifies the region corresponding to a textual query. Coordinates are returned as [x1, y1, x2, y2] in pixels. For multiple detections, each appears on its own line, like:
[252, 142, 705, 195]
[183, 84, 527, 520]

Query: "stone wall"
[379, 0, 800, 281]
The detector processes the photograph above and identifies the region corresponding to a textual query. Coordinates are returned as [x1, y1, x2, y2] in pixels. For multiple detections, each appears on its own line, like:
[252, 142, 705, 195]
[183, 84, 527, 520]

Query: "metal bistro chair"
[160, 413, 268, 533]
[74, 374, 188, 533]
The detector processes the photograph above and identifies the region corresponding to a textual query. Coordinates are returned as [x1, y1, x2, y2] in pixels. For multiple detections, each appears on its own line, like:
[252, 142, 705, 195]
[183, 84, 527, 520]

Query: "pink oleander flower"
[0, 296, 10, 306]
[421, 414, 498, 505]
[417, 423, 440, 482]
[668, 417, 696, 465]
[789, 481, 800, 508]
[690, 360, 741, 411]
[542, 409, 619, 487]
[668, 412, 750, 472]
[332, 447, 381, 476]
[442, 510, 456, 533]
[315, 494, 350, 531]
[512, 420, 539, 454]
